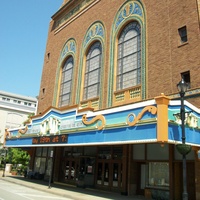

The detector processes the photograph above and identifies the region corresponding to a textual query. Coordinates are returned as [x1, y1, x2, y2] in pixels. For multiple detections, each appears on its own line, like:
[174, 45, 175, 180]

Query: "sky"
[0, 0, 63, 98]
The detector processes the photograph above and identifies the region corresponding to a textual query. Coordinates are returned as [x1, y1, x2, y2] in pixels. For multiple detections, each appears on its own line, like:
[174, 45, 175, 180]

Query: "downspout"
[196, 0, 200, 32]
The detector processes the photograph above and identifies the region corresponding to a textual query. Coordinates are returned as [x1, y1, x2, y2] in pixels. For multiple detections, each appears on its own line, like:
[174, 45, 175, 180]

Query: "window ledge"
[80, 97, 99, 104]
[178, 41, 188, 48]
[80, 97, 99, 110]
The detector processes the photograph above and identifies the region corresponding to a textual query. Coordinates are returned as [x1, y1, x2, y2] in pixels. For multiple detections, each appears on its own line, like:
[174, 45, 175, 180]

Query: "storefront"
[4, 94, 200, 199]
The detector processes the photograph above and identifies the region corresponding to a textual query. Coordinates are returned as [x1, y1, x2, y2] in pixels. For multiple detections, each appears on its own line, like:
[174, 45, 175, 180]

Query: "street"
[0, 179, 72, 200]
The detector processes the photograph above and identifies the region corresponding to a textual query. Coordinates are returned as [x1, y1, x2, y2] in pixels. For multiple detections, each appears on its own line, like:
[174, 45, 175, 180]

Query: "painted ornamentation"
[39, 117, 61, 135]
[84, 22, 104, 47]
[4, 126, 29, 140]
[18, 126, 28, 135]
[127, 106, 157, 126]
[82, 114, 106, 130]
[5, 129, 11, 139]
[174, 112, 199, 128]
[115, 1, 143, 31]
[60, 39, 76, 62]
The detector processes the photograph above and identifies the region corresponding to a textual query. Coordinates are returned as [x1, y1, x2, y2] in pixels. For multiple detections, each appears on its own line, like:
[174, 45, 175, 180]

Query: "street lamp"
[176, 78, 191, 200]
[48, 150, 54, 189]
[2, 148, 7, 177]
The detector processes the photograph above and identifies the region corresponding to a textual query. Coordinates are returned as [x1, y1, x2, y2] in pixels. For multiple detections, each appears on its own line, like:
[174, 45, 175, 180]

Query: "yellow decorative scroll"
[127, 106, 157, 126]
[82, 114, 106, 130]
[15, 126, 29, 138]
[4, 126, 28, 141]
[5, 129, 11, 139]
[3, 129, 11, 146]
[18, 126, 28, 135]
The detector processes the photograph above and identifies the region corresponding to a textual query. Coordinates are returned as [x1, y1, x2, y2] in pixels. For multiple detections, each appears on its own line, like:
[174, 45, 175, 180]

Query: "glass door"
[96, 161, 111, 186]
[97, 162, 103, 185]
[112, 162, 122, 188]
[96, 146, 123, 190]
[104, 162, 109, 186]
[64, 159, 78, 181]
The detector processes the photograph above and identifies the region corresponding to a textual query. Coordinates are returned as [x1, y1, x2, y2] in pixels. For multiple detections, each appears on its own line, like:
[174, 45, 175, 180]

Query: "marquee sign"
[4, 94, 200, 148]
[32, 135, 68, 145]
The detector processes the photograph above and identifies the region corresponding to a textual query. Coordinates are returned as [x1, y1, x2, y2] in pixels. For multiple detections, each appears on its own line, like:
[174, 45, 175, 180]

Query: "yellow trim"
[56, 63, 63, 107]
[82, 114, 106, 130]
[155, 93, 170, 143]
[127, 106, 157, 126]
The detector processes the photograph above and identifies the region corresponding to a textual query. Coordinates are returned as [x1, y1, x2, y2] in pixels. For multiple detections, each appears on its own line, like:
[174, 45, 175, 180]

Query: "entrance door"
[76, 157, 95, 187]
[96, 161, 122, 191]
[112, 162, 122, 189]
[59, 158, 79, 183]
[65, 160, 76, 181]
[96, 161, 110, 186]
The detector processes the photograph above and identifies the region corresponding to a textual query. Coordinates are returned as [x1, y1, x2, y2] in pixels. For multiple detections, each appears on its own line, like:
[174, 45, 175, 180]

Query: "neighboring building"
[4, 1, 200, 199]
[0, 90, 37, 146]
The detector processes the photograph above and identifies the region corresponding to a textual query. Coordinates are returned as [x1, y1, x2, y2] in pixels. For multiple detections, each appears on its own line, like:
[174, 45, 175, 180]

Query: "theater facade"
[4, 0, 200, 199]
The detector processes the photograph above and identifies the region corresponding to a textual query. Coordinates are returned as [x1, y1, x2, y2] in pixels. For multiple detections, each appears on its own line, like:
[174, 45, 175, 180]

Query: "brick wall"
[37, 0, 200, 114]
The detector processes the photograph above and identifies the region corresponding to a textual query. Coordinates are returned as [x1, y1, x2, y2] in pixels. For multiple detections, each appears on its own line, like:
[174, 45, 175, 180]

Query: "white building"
[0, 91, 37, 146]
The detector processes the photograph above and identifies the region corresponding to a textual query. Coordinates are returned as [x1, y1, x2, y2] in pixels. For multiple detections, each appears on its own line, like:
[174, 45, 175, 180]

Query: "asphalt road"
[0, 179, 72, 200]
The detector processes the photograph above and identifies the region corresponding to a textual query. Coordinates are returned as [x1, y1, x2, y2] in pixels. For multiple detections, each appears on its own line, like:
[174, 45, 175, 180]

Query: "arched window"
[83, 41, 102, 100]
[59, 56, 73, 107]
[117, 21, 141, 90]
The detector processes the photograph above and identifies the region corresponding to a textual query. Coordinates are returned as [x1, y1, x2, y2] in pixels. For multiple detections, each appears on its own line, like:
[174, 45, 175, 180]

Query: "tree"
[7, 148, 30, 173]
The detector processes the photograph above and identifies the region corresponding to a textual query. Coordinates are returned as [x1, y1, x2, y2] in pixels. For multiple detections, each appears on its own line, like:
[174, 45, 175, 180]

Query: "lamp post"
[48, 150, 53, 189]
[2, 148, 7, 177]
[176, 78, 191, 200]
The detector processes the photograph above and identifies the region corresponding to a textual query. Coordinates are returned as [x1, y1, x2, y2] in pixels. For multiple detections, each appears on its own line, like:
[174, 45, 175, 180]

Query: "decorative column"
[155, 93, 170, 143]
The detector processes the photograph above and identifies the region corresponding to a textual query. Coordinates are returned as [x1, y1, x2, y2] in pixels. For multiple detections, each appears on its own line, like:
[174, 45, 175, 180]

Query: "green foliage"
[0, 148, 7, 169]
[7, 148, 30, 171]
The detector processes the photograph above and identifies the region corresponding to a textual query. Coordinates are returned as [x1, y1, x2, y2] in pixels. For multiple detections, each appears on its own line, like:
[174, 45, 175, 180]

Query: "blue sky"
[0, 1, 63, 98]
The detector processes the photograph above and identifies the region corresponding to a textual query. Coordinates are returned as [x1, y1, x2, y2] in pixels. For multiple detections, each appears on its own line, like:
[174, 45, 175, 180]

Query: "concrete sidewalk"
[0, 171, 147, 200]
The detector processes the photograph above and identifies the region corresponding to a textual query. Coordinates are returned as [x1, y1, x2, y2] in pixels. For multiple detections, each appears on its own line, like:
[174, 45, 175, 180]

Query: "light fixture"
[177, 78, 189, 95]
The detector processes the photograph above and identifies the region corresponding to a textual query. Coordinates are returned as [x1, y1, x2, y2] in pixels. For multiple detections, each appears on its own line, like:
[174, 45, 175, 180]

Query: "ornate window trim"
[77, 22, 105, 110]
[83, 41, 102, 101]
[53, 38, 77, 107]
[59, 56, 74, 107]
[108, 1, 146, 107]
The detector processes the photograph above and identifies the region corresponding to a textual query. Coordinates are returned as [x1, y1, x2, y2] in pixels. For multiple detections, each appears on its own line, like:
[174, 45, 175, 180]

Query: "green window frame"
[59, 56, 74, 107]
[117, 21, 141, 90]
[83, 41, 102, 100]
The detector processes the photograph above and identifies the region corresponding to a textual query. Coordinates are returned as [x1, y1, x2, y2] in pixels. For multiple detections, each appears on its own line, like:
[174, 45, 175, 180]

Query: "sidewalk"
[0, 171, 146, 200]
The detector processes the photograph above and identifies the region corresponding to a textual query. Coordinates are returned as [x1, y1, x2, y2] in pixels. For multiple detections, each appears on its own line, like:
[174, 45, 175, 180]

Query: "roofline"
[0, 90, 38, 102]
[51, 0, 74, 20]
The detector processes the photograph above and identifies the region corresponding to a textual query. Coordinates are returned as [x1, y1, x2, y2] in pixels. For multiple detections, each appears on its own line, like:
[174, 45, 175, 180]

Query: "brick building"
[4, 1, 200, 199]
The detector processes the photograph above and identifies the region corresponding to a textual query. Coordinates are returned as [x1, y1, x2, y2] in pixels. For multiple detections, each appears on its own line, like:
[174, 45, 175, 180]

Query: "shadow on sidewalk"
[3, 175, 146, 200]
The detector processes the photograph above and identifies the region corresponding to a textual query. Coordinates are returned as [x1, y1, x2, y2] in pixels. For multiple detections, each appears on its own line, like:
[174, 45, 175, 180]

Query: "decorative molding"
[108, 0, 146, 107]
[4, 129, 11, 146]
[18, 126, 28, 135]
[5, 129, 11, 139]
[115, 1, 143, 31]
[82, 114, 106, 130]
[127, 106, 157, 126]
[39, 117, 61, 136]
[84, 22, 104, 48]
[173, 112, 199, 128]
[53, 0, 100, 33]
[60, 38, 76, 63]
[76, 21, 105, 108]
[169, 88, 200, 99]
[53, 38, 76, 106]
